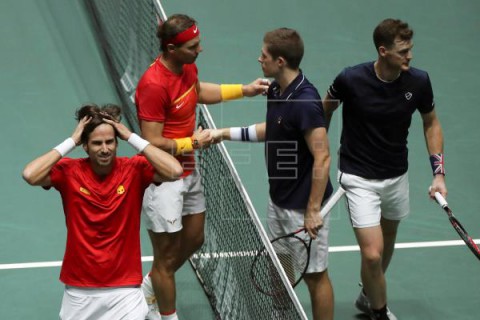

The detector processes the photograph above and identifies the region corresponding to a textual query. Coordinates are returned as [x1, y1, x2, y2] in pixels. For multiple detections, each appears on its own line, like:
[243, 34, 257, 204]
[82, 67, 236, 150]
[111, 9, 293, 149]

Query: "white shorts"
[267, 197, 330, 273]
[59, 286, 148, 320]
[338, 171, 410, 228]
[142, 170, 206, 233]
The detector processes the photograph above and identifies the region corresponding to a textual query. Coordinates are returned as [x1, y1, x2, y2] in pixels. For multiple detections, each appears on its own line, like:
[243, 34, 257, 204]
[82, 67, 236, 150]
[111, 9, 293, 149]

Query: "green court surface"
[1, 0, 479, 319]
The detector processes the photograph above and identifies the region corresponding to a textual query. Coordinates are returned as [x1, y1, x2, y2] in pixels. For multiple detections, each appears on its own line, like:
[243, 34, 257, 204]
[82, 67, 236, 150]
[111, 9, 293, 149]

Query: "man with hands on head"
[22, 104, 182, 320]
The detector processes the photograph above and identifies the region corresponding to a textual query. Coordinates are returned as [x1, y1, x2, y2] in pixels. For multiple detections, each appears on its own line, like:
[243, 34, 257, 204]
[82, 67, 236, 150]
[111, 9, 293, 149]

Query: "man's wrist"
[128, 133, 150, 153]
[192, 138, 200, 149]
[429, 153, 445, 176]
[229, 125, 258, 142]
[174, 137, 194, 155]
[53, 138, 76, 157]
[220, 84, 243, 101]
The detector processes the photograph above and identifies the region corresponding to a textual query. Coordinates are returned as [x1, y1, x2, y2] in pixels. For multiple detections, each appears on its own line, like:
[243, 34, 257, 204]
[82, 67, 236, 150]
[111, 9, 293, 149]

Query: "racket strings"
[251, 236, 310, 296]
[272, 236, 309, 286]
[250, 249, 290, 297]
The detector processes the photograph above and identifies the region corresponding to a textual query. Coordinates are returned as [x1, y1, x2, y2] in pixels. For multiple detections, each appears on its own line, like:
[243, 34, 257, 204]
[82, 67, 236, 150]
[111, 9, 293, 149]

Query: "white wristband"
[53, 138, 76, 157]
[128, 133, 150, 152]
[230, 127, 242, 141]
[229, 125, 258, 142]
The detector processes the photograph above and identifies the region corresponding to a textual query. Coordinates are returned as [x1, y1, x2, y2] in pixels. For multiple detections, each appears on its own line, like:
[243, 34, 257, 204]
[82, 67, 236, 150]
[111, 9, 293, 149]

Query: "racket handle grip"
[320, 186, 346, 218]
[434, 191, 448, 208]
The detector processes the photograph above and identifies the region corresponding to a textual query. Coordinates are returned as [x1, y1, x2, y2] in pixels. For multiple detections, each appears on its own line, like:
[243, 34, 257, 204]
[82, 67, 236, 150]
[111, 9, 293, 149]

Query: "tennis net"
[84, 0, 307, 319]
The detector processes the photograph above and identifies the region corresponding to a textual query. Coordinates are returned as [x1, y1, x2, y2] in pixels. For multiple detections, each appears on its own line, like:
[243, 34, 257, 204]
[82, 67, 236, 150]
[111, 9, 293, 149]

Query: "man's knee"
[304, 270, 330, 290]
[181, 215, 205, 251]
[361, 248, 383, 270]
[151, 237, 182, 272]
[152, 254, 177, 276]
[192, 228, 205, 250]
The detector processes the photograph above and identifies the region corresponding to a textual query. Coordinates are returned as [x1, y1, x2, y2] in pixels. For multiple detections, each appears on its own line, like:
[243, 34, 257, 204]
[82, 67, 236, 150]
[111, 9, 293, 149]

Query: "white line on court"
[1, 239, 479, 270]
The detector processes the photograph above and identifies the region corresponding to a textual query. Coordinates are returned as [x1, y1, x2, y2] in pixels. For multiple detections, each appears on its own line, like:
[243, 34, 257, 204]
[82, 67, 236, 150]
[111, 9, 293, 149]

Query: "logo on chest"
[404, 92, 413, 100]
[79, 187, 91, 195]
[117, 185, 125, 195]
[175, 100, 186, 110]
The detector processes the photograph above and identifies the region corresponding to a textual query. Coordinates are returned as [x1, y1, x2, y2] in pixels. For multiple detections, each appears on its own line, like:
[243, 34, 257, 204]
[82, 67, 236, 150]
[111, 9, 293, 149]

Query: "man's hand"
[103, 118, 132, 141]
[71, 116, 91, 145]
[192, 126, 214, 149]
[209, 128, 226, 144]
[242, 78, 270, 97]
[429, 175, 447, 199]
[304, 210, 323, 239]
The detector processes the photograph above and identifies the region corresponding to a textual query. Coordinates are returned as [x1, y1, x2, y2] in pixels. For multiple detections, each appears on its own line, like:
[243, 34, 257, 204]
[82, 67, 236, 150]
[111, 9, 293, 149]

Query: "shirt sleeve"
[131, 155, 156, 189]
[418, 73, 435, 114]
[327, 68, 348, 102]
[49, 158, 74, 191]
[295, 88, 326, 131]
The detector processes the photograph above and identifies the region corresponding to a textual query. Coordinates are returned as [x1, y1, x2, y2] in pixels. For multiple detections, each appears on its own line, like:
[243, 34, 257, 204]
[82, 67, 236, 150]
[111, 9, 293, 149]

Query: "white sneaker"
[355, 289, 372, 316]
[355, 285, 397, 320]
[142, 274, 161, 320]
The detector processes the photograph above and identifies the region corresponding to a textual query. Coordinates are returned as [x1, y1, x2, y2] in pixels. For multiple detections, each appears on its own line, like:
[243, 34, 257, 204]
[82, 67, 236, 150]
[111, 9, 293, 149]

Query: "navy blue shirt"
[328, 62, 435, 179]
[266, 72, 333, 209]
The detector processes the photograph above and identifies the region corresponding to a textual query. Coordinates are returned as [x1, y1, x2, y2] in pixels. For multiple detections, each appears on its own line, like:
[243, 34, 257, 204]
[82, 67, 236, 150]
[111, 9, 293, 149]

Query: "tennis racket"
[250, 187, 346, 296]
[431, 191, 480, 260]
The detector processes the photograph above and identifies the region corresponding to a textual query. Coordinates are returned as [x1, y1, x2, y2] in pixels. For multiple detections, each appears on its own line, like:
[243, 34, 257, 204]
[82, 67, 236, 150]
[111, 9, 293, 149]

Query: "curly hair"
[75, 104, 122, 144]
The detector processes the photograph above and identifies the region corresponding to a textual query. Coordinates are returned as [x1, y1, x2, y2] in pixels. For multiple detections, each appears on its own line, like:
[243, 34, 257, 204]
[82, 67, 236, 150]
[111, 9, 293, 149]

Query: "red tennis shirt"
[135, 56, 199, 176]
[49, 156, 155, 287]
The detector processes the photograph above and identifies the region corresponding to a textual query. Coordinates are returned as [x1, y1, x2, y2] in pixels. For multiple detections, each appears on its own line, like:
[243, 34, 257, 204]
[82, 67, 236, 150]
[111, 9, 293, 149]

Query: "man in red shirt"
[135, 14, 269, 320]
[22, 104, 183, 320]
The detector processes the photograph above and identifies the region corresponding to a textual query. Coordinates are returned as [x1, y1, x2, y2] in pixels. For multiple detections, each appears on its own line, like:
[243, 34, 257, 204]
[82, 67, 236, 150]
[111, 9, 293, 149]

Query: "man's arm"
[210, 122, 266, 143]
[105, 119, 183, 182]
[322, 92, 341, 131]
[22, 150, 63, 187]
[140, 120, 175, 152]
[421, 109, 447, 198]
[197, 79, 269, 105]
[304, 127, 331, 239]
[142, 144, 183, 183]
[140, 120, 212, 155]
[22, 116, 91, 186]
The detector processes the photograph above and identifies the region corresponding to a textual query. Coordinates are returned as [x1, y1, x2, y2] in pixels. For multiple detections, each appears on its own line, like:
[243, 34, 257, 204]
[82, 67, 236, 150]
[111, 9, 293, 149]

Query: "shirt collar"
[271, 71, 306, 101]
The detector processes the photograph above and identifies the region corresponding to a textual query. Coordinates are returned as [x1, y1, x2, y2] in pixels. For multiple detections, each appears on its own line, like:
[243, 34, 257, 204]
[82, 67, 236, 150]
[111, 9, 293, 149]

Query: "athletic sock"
[161, 310, 179, 320]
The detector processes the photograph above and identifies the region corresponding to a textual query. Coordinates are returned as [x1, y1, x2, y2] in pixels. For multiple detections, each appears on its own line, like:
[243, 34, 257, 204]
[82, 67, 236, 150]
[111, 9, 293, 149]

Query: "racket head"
[448, 215, 480, 260]
[250, 232, 312, 296]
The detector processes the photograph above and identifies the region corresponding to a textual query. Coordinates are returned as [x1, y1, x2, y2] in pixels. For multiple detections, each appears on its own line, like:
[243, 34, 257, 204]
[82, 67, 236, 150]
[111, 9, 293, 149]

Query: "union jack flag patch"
[429, 153, 445, 175]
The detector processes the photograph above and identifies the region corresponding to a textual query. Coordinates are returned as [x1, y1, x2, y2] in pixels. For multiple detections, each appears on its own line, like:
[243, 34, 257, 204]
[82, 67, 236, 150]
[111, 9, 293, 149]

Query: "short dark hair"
[263, 28, 304, 69]
[157, 14, 196, 51]
[373, 18, 414, 50]
[75, 104, 122, 144]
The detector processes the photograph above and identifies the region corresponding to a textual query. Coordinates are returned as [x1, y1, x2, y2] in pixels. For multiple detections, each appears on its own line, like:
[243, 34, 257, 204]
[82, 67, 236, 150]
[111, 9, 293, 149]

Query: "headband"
[163, 24, 200, 46]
